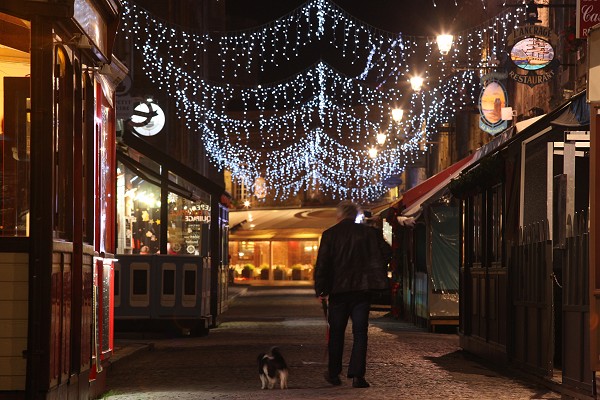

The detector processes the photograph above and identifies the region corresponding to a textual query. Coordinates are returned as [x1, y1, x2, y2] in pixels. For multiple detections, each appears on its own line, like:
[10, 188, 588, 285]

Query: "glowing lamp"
[368, 147, 378, 159]
[436, 34, 453, 55]
[410, 76, 424, 92]
[391, 108, 404, 122]
[376, 133, 387, 145]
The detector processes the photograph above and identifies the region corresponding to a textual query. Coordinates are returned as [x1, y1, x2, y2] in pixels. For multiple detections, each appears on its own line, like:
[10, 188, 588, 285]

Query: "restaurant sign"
[577, 0, 600, 38]
[507, 25, 559, 87]
[479, 76, 508, 135]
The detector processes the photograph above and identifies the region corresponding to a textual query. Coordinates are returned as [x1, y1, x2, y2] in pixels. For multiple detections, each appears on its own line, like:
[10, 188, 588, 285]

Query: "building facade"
[0, 0, 125, 398]
[112, 0, 231, 329]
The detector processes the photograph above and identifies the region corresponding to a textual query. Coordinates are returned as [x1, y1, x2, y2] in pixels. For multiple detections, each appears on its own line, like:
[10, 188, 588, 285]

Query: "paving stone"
[103, 286, 560, 400]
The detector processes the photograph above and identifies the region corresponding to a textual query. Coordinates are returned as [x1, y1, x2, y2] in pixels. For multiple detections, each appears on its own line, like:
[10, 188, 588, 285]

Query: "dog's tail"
[257, 353, 267, 373]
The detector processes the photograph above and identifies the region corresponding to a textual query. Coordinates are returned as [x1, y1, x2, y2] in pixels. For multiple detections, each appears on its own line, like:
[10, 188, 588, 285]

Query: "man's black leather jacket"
[314, 218, 392, 297]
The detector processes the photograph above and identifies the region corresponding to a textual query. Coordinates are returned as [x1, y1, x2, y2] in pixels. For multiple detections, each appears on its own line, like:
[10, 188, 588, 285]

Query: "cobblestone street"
[102, 286, 560, 400]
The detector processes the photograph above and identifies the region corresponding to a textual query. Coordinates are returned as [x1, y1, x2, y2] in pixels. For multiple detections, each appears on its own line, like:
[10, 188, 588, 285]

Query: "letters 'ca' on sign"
[577, 0, 600, 38]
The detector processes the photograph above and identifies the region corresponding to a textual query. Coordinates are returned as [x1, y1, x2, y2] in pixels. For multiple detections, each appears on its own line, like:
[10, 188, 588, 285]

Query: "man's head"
[336, 200, 359, 221]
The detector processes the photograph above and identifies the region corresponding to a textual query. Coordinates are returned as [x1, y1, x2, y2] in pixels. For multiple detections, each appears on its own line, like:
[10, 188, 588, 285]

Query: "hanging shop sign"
[507, 25, 559, 87]
[577, 0, 600, 38]
[130, 100, 165, 136]
[479, 77, 508, 135]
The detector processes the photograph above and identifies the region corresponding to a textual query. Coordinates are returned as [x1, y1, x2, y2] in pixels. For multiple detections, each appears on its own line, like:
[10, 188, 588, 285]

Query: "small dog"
[257, 347, 288, 389]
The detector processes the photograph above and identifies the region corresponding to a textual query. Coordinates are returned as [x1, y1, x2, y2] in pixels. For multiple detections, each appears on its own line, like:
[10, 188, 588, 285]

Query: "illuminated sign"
[577, 0, 600, 38]
[507, 25, 559, 87]
[479, 78, 508, 135]
[510, 37, 554, 70]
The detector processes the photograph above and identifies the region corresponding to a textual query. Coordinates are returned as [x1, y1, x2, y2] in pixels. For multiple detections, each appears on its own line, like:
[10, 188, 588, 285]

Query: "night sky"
[224, 0, 507, 36]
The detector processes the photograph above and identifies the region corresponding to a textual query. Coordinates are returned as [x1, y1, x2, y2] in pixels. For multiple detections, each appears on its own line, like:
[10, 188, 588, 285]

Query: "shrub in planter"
[291, 264, 302, 280]
[241, 265, 254, 279]
[273, 267, 284, 280]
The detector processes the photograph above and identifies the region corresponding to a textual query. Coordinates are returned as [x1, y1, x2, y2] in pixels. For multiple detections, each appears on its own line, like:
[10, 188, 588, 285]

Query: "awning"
[551, 93, 590, 127]
[229, 207, 338, 240]
[400, 154, 475, 217]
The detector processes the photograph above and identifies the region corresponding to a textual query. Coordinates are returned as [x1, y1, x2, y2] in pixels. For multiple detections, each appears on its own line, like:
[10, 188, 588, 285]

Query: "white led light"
[119, 0, 521, 200]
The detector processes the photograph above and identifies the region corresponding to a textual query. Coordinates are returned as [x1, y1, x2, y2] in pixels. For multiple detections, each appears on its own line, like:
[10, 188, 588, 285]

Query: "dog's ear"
[257, 353, 266, 362]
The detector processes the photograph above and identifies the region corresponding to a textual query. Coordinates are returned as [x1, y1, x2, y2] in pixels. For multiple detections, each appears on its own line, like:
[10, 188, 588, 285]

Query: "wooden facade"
[0, 1, 126, 398]
[458, 92, 594, 397]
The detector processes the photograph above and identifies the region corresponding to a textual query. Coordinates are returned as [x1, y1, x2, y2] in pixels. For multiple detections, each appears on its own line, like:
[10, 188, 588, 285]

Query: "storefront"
[229, 240, 319, 282]
[228, 208, 337, 284]
[114, 130, 230, 329]
[0, 1, 125, 398]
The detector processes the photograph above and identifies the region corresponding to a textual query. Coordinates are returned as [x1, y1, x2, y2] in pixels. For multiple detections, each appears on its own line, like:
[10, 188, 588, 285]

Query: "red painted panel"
[50, 266, 61, 386]
[81, 263, 92, 370]
[62, 262, 72, 380]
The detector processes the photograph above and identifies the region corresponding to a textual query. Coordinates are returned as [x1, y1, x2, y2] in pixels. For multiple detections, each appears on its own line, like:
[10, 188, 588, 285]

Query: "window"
[116, 159, 162, 255]
[53, 46, 74, 240]
[472, 193, 483, 264]
[490, 185, 503, 264]
[0, 14, 31, 236]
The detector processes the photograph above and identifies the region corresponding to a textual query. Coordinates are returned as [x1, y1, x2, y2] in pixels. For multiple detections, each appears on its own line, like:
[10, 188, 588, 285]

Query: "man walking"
[314, 200, 392, 388]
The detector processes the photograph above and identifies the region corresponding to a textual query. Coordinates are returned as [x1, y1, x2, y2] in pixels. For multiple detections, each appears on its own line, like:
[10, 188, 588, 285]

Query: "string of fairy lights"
[120, 0, 525, 201]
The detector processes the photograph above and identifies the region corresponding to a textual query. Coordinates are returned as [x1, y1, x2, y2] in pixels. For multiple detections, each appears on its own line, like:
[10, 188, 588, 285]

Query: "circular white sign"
[131, 101, 165, 136]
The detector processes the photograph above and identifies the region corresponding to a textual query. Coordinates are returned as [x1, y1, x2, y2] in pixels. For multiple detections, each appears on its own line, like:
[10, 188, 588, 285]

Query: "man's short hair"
[337, 200, 359, 220]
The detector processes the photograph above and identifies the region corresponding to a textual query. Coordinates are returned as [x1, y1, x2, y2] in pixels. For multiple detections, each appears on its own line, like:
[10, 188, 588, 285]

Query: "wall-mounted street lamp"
[410, 76, 424, 92]
[391, 108, 404, 122]
[436, 34, 453, 55]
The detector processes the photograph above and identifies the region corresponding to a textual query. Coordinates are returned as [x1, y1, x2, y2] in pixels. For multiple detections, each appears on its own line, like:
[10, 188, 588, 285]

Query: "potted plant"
[291, 264, 303, 281]
[260, 264, 269, 280]
[241, 264, 254, 280]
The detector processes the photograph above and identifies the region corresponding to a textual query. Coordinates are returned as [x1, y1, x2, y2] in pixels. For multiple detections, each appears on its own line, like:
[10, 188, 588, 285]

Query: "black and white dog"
[257, 347, 288, 389]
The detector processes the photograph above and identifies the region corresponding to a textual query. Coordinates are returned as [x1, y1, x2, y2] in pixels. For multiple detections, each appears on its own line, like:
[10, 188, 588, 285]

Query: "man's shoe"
[352, 377, 370, 388]
[324, 372, 342, 386]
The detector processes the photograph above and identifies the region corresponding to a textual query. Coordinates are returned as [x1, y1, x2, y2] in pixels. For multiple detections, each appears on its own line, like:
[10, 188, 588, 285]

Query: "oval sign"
[479, 81, 507, 126]
[510, 37, 554, 71]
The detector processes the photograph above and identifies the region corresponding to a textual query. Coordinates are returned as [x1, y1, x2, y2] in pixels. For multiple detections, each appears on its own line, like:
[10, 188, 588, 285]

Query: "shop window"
[229, 240, 317, 282]
[116, 160, 162, 255]
[83, 74, 95, 242]
[0, 17, 30, 236]
[53, 46, 74, 240]
[167, 193, 210, 256]
[490, 185, 503, 264]
[472, 193, 483, 264]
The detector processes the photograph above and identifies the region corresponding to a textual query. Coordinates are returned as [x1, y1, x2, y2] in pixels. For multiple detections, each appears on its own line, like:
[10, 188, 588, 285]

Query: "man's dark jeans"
[327, 291, 370, 379]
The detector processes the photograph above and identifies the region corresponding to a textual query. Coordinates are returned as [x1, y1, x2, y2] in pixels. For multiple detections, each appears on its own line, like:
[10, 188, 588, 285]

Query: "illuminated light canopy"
[120, 0, 525, 200]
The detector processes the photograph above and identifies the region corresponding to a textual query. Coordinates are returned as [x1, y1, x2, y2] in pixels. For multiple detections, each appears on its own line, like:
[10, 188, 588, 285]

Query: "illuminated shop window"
[116, 160, 162, 254]
[0, 13, 31, 236]
[229, 240, 317, 282]
[167, 193, 210, 256]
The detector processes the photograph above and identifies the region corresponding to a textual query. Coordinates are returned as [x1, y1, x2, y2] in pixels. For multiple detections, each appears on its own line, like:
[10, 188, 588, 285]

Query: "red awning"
[400, 153, 476, 216]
